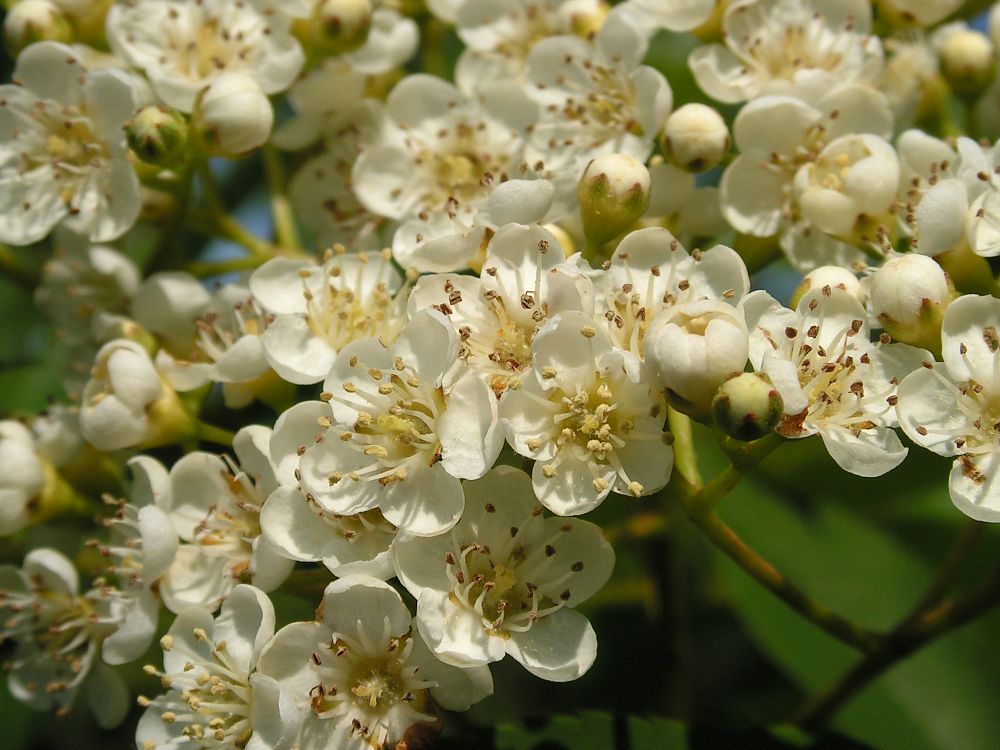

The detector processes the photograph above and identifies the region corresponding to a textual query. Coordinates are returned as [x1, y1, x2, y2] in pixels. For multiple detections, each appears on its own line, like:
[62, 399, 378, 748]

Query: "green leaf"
[495, 711, 685, 750]
[709, 475, 1000, 750]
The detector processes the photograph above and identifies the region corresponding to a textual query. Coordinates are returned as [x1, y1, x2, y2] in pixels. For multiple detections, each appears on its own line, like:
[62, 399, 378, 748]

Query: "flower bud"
[3, 0, 72, 54]
[560, 0, 610, 38]
[794, 134, 899, 240]
[0, 421, 45, 535]
[195, 74, 274, 157]
[81, 339, 196, 451]
[712, 372, 783, 442]
[577, 153, 651, 250]
[646, 299, 749, 420]
[661, 103, 730, 172]
[790, 266, 863, 309]
[938, 29, 996, 100]
[296, 0, 372, 56]
[126, 106, 189, 166]
[870, 254, 954, 352]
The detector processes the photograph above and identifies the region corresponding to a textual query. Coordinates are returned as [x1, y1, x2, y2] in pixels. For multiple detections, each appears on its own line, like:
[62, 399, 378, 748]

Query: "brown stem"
[795, 560, 1000, 729]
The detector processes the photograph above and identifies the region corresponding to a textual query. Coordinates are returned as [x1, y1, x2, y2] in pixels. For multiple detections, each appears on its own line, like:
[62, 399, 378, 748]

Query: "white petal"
[439, 372, 501, 480]
[506, 607, 598, 682]
[819, 424, 907, 478]
[949, 452, 1000, 522]
[416, 588, 505, 667]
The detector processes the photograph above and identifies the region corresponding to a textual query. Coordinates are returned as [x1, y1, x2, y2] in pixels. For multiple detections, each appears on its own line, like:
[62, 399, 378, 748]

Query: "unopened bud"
[560, 0, 609, 37]
[126, 106, 188, 166]
[790, 266, 863, 309]
[661, 103, 730, 172]
[196, 74, 273, 157]
[578, 153, 651, 250]
[712, 372, 783, 442]
[4, 0, 72, 54]
[938, 29, 996, 100]
[296, 0, 372, 56]
[870, 254, 954, 352]
[646, 300, 749, 421]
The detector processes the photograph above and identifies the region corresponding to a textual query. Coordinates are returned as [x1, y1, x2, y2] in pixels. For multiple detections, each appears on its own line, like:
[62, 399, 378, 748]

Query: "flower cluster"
[2, 0, 1000, 747]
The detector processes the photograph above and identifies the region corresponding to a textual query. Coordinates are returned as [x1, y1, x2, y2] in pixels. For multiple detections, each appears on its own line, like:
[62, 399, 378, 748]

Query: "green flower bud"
[126, 106, 189, 166]
[4, 0, 73, 55]
[712, 372, 784, 443]
[295, 0, 373, 57]
[577, 153, 650, 251]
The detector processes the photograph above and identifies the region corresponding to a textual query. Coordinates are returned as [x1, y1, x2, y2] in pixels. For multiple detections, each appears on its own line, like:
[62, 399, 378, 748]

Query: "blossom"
[136, 584, 300, 750]
[257, 576, 492, 750]
[689, 0, 883, 104]
[106, 0, 303, 112]
[406, 222, 594, 396]
[743, 287, 928, 477]
[249, 250, 405, 385]
[719, 86, 893, 269]
[0, 421, 47, 535]
[524, 12, 672, 173]
[80, 339, 194, 452]
[157, 428, 294, 613]
[0, 548, 129, 726]
[155, 283, 278, 409]
[896, 295, 1000, 521]
[393, 466, 615, 680]
[297, 310, 503, 536]
[500, 310, 672, 515]
[351, 74, 548, 272]
[0, 41, 141, 245]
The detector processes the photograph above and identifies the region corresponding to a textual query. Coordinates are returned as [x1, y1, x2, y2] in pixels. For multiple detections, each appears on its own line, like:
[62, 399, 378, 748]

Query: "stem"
[196, 421, 236, 447]
[263, 145, 303, 253]
[901, 520, 983, 626]
[679, 490, 880, 653]
[186, 254, 267, 278]
[197, 163, 277, 258]
[795, 560, 1000, 729]
[0, 244, 39, 291]
[668, 407, 702, 488]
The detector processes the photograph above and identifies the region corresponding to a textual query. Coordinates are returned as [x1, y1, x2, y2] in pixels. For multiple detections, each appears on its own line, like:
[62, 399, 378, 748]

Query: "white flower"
[646, 299, 750, 418]
[155, 284, 277, 410]
[524, 12, 672, 173]
[351, 74, 548, 273]
[81, 339, 193, 452]
[106, 0, 303, 112]
[393, 466, 614, 681]
[895, 129, 989, 257]
[297, 310, 503, 537]
[719, 87, 892, 270]
[137, 584, 300, 750]
[0, 549, 129, 726]
[0, 421, 46, 536]
[407, 222, 594, 396]
[0, 41, 141, 245]
[880, 36, 939, 129]
[130, 271, 212, 354]
[500, 311, 672, 515]
[257, 576, 492, 750]
[94, 456, 178, 666]
[250, 250, 405, 385]
[260, 406, 398, 580]
[743, 287, 928, 477]
[793, 133, 900, 241]
[158, 428, 294, 613]
[689, 0, 883, 104]
[896, 295, 1000, 521]
[617, 0, 716, 33]
[594, 226, 749, 358]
